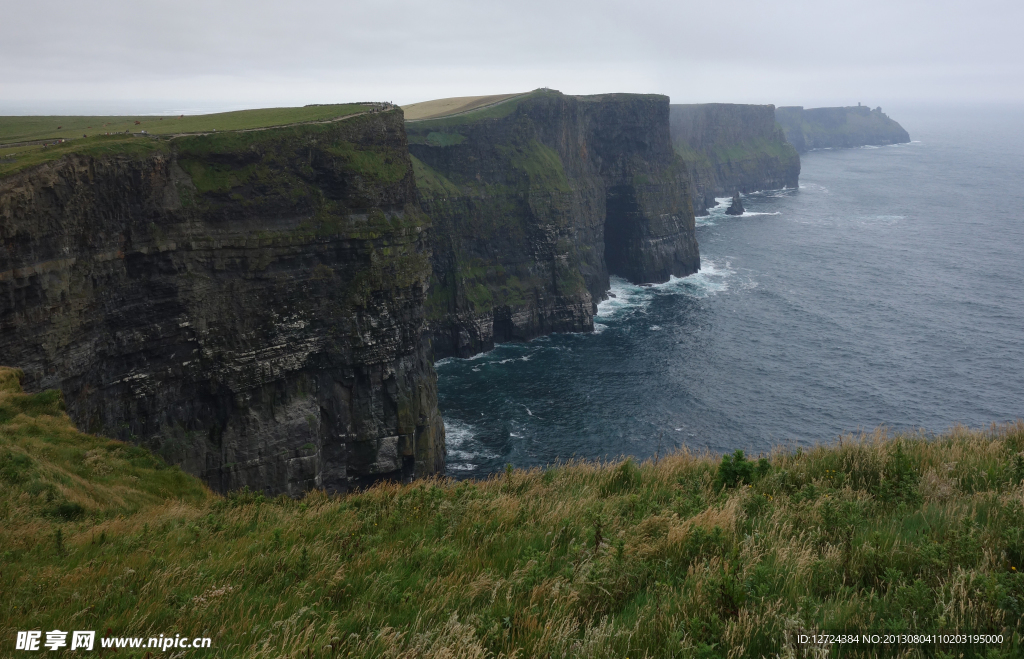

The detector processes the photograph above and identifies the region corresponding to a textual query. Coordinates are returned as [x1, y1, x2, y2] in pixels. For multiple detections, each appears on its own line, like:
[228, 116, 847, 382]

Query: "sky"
[2, 0, 1022, 115]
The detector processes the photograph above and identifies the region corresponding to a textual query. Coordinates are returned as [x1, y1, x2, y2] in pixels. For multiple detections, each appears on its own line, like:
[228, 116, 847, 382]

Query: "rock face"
[775, 105, 911, 152]
[0, 111, 445, 495]
[669, 104, 800, 216]
[407, 90, 700, 359]
[725, 193, 744, 216]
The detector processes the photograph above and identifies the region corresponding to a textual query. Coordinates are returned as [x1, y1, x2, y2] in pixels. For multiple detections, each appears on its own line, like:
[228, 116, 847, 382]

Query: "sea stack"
[725, 192, 745, 215]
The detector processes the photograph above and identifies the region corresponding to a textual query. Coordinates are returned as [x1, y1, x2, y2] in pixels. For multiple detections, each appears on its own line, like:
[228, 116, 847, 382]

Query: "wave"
[497, 354, 531, 364]
[699, 195, 783, 225]
[443, 418, 493, 471]
[595, 260, 735, 320]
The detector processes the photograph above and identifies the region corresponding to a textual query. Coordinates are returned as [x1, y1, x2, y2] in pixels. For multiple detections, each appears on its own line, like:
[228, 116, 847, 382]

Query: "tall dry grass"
[2, 367, 1022, 657]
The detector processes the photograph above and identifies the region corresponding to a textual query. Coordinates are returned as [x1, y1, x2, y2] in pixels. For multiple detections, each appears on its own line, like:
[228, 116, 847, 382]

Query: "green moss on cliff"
[708, 134, 796, 163]
[423, 131, 466, 147]
[426, 260, 539, 319]
[674, 133, 798, 167]
[498, 138, 571, 194]
[670, 105, 800, 213]
[411, 155, 460, 198]
[326, 140, 409, 185]
[0, 134, 169, 177]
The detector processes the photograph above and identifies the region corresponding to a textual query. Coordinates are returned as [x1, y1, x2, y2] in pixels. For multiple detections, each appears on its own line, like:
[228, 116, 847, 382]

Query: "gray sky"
[2, 0, 1021, 114]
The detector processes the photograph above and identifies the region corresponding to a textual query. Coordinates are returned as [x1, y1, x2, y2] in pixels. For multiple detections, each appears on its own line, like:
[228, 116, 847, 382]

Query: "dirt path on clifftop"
[161, 108, 389, 140]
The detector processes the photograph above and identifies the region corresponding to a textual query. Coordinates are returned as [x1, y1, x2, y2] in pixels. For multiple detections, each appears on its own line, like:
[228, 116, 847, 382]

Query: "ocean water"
[436, 105, 1024, 478]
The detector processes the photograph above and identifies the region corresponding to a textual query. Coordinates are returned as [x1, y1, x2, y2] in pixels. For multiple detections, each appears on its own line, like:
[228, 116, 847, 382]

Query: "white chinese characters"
[71, 631, 95, 651]
[15, 630, 95, 651]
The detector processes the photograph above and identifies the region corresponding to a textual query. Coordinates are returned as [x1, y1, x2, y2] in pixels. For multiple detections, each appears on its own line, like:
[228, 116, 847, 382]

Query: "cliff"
[0, 108, 445, 495]
[406, 89, 700, 358]
[775, 104, 911, 152]
[669, 103, 800, 215]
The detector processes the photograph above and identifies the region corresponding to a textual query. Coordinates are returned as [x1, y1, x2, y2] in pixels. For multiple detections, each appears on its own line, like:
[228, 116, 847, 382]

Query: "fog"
[2, 0, 1021, 114]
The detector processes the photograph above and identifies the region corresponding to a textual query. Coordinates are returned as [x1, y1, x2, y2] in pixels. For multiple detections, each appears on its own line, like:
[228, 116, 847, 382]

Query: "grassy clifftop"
[0, 104, 369, 177]
[3, 367, 1023, 657]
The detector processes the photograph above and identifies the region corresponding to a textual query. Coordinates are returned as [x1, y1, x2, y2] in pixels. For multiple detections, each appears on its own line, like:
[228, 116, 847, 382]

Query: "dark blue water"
[437, 106, 1024, 478]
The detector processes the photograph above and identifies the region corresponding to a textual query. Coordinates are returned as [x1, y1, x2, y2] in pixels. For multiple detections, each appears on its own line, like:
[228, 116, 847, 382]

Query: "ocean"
[436, 105, 1024, 478]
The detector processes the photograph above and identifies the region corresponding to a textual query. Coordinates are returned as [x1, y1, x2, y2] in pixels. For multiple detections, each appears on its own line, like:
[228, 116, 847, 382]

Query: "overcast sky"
[2, 0, 1021, 114]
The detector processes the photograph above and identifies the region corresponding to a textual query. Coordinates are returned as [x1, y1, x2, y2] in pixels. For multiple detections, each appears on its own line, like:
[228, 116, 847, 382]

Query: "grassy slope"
[405, 90, 553, 134]
[3, 366, 1024, 658]
[402, 94, 526, 122]
[0, 105, 368, 143]
[0, 104, 367, 178]
[673, 133, 798, 171]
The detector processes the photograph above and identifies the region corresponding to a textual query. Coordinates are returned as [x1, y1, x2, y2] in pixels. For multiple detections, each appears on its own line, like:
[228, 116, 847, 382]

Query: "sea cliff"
[0, 109, 445, 494]
[775, 105, 911, 152]
[407, 90, 700, 358]
[669, 103, 800, 215]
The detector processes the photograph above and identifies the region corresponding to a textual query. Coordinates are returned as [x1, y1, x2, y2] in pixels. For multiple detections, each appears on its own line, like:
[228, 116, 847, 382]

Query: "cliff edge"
[669, 103, 800, 215]
[407, 90, 700, 359]
[775, 105, 911, 152]
[0, 107, 445, 495]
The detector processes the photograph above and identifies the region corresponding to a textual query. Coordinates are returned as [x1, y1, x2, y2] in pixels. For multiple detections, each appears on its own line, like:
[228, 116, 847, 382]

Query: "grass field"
[402, 94, 526, 122]
[0, 104, 374, 179]
[2, 365, 1023, 658]
[0, 104, 369, 145]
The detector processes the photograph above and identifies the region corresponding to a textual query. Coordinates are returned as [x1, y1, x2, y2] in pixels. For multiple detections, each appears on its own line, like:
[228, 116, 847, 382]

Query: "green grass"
[406, 89, 555, 132]
[498, 138, 572, 194]
[0, 104, 368, 144]
[0, 134, 169, 177]
[3, 365, 1023, 657]
[410, 155, 461, 198]
[0, 104, 370, 178]
[674, 136, 798, 168]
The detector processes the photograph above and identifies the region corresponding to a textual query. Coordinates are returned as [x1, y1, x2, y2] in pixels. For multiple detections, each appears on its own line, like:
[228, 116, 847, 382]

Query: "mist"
[2, 0, 1021, 113]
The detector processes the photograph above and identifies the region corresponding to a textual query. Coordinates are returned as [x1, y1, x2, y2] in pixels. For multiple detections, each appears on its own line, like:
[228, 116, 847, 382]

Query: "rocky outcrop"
[669, 104, 800, 215]
[407, 90, 700, 359]
[725, 193, 744, 216]
[0, 111, 444, 495]
[775, 105, 910, 152]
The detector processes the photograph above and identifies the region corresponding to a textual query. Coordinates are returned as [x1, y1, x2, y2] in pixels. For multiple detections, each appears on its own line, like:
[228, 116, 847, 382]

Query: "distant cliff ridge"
[669, 104, 800, 215]
[407, 89, 700, 359]
[0, 109, 445, 495]
[775, 105, 911, 153]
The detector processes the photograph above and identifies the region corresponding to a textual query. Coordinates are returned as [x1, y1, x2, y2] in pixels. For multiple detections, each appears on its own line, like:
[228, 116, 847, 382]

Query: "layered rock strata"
[0, 111, 444, 494]
[775, 105, 911, 152]
[669, 103, 800, 215]
[407, 90, 700, 358]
